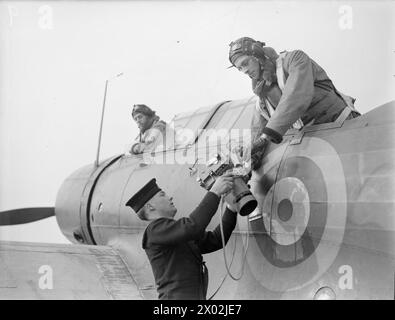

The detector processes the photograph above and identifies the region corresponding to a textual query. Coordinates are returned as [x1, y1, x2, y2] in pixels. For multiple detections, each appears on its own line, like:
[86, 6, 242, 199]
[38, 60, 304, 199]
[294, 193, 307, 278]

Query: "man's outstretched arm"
[143, 191, 220, 247]
[143, 174, 234, 247]
[197, 206, 237, 254]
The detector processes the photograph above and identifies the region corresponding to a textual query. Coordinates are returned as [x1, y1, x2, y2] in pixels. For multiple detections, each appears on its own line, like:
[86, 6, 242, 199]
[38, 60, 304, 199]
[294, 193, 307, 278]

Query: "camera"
[197, 154, 257, 216]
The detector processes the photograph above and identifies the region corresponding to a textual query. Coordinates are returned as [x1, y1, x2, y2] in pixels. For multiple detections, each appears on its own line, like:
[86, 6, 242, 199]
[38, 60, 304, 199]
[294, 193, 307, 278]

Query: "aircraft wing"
[0, 240, 143, 300]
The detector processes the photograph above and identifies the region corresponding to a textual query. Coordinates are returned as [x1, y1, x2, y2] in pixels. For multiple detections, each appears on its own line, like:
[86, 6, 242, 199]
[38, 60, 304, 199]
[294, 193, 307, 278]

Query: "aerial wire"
[209, 195, 251, 299]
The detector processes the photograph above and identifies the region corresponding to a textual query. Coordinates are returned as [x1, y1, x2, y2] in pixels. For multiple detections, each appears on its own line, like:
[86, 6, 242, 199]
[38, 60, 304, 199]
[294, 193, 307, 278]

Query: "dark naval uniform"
[142, 192, 237, 300]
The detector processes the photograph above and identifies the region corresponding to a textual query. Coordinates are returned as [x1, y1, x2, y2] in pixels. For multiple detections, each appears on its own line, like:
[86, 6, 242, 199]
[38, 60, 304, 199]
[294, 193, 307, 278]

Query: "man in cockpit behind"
[129, 104, 168, 155]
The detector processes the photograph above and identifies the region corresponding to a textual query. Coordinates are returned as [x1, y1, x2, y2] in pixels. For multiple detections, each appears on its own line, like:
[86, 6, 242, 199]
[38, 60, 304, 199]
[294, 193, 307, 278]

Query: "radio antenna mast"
[94, 72, 123, 168]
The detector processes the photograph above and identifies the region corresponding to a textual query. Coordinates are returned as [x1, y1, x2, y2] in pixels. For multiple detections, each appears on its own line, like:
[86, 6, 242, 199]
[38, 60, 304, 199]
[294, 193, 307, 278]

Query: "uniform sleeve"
[263, 50, 315, 142]
[197, 207, 237, 254]
[143, 192, 220, 247]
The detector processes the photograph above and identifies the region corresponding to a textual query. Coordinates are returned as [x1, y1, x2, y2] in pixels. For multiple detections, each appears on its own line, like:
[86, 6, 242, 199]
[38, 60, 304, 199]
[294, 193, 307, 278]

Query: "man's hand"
[210, 173, 234, 197]
[232, 137, 267, 171]
[232, 144, 251, 163]
[225, 197, 238, 213]
[250, 137, 268, 170]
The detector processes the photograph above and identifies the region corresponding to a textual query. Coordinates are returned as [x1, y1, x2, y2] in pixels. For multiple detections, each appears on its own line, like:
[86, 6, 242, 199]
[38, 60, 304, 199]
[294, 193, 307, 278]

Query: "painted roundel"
[247, 137, 347, 292]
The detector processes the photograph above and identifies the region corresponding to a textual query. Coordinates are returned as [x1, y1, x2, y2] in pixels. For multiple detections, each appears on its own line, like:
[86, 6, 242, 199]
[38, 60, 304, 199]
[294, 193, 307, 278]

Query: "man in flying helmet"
[130, 104, 168, 154]
[228, 37, 359, 170]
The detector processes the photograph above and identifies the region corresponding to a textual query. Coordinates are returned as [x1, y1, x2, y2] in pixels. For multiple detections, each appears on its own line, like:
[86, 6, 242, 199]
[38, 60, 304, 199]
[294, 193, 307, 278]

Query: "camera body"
[197, 154, 257, 216]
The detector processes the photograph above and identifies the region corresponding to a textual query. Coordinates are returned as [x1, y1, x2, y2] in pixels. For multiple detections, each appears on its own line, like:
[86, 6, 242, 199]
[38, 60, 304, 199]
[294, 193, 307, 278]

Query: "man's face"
[233, 55, 261, 80]
[234, 55, 277, 83]
[133, 112, 150, 131]
[148, 191, 177, 218]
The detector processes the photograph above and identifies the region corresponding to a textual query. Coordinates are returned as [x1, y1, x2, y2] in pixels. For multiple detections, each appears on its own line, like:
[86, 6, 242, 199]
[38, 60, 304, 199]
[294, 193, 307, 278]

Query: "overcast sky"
[0, 0, 394, 244]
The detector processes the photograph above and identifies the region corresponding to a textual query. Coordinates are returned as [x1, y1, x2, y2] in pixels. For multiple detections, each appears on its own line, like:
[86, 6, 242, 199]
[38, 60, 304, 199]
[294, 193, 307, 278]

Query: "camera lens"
[238, 196, 258, 216]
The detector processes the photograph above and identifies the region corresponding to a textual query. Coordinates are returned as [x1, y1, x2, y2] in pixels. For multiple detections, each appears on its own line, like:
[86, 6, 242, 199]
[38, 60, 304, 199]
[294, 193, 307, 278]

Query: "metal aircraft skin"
[1, 97, 394, 299]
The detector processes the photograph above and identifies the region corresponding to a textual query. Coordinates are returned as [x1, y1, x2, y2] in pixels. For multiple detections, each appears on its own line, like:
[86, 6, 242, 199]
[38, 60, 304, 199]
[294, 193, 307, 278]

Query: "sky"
[0, 0, 394, 244]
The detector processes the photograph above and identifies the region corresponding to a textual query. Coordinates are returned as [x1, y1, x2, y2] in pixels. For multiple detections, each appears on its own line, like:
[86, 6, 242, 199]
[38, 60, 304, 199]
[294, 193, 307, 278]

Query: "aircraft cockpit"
[122, 97, 256, 162]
